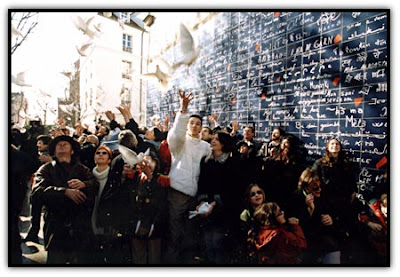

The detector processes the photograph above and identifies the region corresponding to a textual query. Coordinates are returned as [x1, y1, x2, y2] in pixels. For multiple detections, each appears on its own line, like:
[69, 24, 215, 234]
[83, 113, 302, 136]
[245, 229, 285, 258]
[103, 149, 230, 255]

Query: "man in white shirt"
[166, 90, 211, 263]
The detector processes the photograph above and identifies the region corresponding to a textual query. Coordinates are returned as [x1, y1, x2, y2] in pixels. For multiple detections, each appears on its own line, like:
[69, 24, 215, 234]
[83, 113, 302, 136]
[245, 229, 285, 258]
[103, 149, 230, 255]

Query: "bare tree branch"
[11, 12, 39, 55]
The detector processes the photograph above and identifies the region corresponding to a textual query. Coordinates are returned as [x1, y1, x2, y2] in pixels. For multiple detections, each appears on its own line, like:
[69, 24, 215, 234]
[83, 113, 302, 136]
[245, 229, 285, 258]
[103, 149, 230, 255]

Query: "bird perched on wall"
[172, 23, 201, 74]
[12, 71, 32, 87]
[119, 144, 145, 168]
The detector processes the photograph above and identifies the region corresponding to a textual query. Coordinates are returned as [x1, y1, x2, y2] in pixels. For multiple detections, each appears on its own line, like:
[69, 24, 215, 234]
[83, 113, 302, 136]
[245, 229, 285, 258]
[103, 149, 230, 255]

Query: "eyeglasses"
[251, 190, 263, 197]
[311, 185, 321, 191]
[96, 151, 108, 155]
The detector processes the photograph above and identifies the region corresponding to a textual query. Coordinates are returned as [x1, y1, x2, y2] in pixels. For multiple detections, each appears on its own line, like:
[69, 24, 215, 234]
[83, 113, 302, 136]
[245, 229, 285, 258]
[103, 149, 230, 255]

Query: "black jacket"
[31, 158, 98, 251]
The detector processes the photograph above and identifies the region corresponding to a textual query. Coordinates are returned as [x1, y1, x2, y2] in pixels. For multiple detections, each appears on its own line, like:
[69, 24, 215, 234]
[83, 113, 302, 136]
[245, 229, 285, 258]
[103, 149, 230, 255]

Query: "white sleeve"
[167, 112, 189, 155]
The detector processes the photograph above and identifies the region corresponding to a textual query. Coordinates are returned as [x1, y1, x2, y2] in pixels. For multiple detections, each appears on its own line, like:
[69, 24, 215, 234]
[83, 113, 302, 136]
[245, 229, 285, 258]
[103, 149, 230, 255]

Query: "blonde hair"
[253, 202, 280, 227]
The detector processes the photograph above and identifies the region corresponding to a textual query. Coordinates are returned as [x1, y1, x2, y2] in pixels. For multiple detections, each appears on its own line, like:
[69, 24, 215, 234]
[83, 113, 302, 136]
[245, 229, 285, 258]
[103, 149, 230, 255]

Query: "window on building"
[123, 34, 132, 53]
[120, 12, 130, 23]
[122, 60, 132, 79]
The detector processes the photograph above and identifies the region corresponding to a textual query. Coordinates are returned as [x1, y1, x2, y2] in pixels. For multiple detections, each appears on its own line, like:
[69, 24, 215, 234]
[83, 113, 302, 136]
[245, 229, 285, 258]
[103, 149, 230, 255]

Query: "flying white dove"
[119, 144, 145, 168]
[76, 41, 93, 56]
[72, 15, 101, 39]
[141, 64, 173, 91]
[93, 22, 103, 33]
[11, 24, 23, 37]
[60, 71, 73, 80]
[172, 23, 201, 73]
[12, 71, 32, 87]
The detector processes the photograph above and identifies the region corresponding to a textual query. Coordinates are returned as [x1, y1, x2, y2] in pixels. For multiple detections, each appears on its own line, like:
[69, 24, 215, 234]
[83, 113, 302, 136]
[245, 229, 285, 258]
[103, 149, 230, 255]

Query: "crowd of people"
[10, 90, 388, 265]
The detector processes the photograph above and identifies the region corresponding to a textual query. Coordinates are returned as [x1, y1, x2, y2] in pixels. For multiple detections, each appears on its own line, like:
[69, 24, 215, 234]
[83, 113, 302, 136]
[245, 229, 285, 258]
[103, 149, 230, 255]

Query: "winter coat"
[253, 224, 307, 264]
[127, 171, 168, 240]
[31, 159, 99, 252]
[286, 190, 340, 253]
[197, 153, 242, 229]
[96, 155, 134, 234]
[312, 158, 358, 237]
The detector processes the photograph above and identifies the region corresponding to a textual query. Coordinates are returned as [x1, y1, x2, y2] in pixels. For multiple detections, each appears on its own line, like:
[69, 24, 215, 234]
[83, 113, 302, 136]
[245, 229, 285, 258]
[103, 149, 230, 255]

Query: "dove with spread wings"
[118, 144, 145, 168]
[141, 57, 175, 91]
[12, 71, 32, 87]
[172, 23, 201, 74]
[72, 15, 101, 40]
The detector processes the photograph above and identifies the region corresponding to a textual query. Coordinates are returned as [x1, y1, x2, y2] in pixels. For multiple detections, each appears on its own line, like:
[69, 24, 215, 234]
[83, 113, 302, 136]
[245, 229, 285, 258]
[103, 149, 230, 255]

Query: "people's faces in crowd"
[94, 148, 112, 166]
[249, 185, 265, 208]
[281, 138, 290, 151]
[271, 128, 281, 141]
[201, 127, 212, 142]
[239, 144, 249, 155]
[51, 129, 64, 138]
[97, 126, 108, 136]
[145, 128, 156, 140]
[243, 126, 254, 141]
[37, 140, 48, 152]
[187, 117, 202, 137]
[327, 138, 341, 157]
[86, 134, 99, 146]
[306, 179, 322, 198]
[274, 205, 286, 225]
[210, 133, 223, 153]
[55, 141, 74, 156]
[136, 155, 157, 177]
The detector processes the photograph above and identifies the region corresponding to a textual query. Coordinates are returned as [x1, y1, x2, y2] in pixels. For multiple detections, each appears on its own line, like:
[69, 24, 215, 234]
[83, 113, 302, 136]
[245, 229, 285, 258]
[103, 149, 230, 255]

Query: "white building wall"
[77, 14, 144, 128]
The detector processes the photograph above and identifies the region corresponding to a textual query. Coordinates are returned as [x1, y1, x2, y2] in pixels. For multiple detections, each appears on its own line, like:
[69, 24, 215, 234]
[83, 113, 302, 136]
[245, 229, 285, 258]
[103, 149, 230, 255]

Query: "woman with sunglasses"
[238, 184, 266, 263]
[286, 168, 341, 264]
[90, 145, 113, 263]
[248, 202, 306, 264]
[240, 184, 265, 235]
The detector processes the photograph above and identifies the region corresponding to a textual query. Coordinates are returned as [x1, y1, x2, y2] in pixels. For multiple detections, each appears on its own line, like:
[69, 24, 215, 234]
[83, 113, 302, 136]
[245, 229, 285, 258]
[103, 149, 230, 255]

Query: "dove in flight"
[119, 144, 145, 168]
[60, 71, 73, 80]
[172, 23, 201, 74]
[72, 15, 101, 40]
[141, 64, 172, 91]
[76, 41, 93, 56]
[12, 71, 32, 87]
[11, 24, 23, 37]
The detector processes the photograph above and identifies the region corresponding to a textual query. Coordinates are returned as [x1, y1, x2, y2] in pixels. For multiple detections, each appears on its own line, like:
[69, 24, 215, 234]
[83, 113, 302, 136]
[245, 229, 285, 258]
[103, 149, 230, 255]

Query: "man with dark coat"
[10, 146, 35, 264]
[31, 135, 99, 264]
[24, 135, 53, 244]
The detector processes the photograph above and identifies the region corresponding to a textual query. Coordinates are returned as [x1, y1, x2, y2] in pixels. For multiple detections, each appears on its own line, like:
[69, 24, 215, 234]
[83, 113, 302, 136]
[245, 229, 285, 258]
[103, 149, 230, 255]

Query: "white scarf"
[91, 165, 110, 235]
